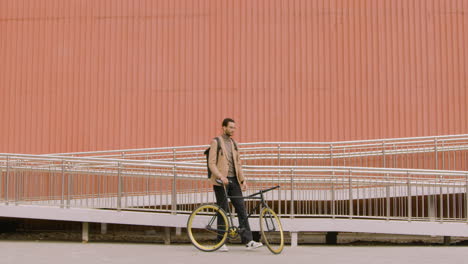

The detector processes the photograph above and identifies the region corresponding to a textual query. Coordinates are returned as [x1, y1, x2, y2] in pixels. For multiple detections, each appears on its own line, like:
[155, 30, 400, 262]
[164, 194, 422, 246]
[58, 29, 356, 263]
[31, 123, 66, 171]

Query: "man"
[208, 118, 263, 252]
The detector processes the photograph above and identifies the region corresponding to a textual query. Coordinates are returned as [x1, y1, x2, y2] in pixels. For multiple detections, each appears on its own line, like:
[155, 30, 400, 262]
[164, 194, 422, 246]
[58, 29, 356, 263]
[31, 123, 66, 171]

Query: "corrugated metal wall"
[0, 0, 467, 154]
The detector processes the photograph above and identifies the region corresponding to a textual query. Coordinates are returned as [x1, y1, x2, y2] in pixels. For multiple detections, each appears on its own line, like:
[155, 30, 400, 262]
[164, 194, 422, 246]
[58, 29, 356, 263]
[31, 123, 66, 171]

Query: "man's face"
[223, 122, 236, 137]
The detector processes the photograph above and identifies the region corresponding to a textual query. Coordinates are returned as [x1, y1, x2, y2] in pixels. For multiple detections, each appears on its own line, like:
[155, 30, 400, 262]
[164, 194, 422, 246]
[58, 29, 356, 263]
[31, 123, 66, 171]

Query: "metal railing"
[44, 134, 468, 171]
[1, 153, 467, 223]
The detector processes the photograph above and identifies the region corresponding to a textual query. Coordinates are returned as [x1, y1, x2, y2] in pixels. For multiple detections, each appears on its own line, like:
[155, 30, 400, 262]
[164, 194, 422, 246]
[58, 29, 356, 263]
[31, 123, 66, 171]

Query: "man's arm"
[237, 152, 244, 183]
[236, 146, 247, 190]
[208, 139, 224, 181]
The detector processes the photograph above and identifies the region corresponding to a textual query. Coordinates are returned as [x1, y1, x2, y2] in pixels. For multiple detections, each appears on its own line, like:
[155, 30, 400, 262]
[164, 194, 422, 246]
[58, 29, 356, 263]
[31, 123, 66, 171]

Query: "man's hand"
[220, 177, 229, 186]
[241, 181, 248, 191]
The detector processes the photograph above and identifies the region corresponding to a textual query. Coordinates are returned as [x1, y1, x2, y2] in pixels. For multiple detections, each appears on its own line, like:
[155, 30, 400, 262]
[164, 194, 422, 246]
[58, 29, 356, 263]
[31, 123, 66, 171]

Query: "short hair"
[222, 118, 235, 127]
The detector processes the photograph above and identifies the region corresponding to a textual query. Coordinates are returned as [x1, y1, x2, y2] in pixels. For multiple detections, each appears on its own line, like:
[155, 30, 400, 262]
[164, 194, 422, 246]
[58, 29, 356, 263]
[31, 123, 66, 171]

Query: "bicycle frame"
[187, 184, 284, 254]
[219, 184, 280, 234]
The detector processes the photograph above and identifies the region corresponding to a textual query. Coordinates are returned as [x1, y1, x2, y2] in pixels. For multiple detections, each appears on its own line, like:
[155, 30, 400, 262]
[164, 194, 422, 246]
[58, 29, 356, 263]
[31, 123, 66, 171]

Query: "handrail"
[0, 134, 467, 223]
[40, 134, 468, 157]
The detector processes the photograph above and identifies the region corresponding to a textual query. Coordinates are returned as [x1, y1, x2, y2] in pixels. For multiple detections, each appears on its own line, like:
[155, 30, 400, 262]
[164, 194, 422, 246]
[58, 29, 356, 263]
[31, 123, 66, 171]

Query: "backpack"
[204, 137, 238, 178]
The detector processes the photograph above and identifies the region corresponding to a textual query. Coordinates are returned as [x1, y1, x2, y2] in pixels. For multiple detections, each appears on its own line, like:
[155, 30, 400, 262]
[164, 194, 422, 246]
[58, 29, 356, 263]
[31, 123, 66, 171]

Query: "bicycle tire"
[187, 204, 229, 252]
[259, 207, 284, 254]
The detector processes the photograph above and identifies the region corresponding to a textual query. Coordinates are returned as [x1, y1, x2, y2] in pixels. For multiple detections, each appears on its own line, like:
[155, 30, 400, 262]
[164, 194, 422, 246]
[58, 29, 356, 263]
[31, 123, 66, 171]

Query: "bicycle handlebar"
[215, 178, 280, 198]
[216, 179, 279, 195]
[248, 185, 280, 197]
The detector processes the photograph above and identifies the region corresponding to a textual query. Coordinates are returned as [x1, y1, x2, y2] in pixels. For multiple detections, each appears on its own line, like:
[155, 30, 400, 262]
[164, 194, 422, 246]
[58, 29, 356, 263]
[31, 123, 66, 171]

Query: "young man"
[208, 118, 263, 252]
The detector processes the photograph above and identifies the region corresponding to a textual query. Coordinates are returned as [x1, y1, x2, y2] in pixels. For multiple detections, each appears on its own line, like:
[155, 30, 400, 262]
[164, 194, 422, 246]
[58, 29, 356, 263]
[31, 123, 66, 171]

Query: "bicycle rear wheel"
[187, 204, 229, 252]
[259, 207, 284, 254]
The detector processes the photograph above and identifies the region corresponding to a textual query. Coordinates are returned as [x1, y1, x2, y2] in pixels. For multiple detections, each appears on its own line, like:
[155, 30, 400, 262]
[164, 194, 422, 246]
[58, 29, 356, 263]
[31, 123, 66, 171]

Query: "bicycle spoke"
[260, 207, 284, 254]
[187, 204, 228, 252]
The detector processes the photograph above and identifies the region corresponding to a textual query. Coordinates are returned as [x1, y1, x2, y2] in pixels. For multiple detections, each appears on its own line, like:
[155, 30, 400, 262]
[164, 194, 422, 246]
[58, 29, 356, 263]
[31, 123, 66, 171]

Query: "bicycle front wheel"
[259, 207, 284, 254]
[187, 204, 229, 252]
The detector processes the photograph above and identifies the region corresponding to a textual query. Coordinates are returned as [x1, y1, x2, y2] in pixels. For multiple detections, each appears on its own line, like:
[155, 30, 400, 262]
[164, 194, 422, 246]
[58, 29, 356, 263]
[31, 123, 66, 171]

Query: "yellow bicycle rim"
[187, 204, 229, 251]
[260, 207, 284, 254]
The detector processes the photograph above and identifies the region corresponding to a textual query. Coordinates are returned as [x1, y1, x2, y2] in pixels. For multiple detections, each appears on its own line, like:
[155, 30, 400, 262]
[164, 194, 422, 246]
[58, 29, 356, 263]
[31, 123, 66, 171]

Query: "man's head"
[222, 118, 236, 137]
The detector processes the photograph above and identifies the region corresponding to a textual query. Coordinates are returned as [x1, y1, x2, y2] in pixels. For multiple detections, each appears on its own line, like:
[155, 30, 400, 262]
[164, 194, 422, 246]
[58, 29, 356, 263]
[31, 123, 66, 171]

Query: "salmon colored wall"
[0, 0, 467, 154]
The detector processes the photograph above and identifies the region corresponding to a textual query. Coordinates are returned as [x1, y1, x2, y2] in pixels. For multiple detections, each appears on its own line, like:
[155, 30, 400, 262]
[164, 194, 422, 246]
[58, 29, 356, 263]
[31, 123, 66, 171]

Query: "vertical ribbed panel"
[0, 0, 467, 153]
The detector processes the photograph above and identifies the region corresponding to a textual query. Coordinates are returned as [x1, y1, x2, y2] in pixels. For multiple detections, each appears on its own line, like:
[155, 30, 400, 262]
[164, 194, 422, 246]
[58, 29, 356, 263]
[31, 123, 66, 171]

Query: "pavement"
[0, 241, 467, 264]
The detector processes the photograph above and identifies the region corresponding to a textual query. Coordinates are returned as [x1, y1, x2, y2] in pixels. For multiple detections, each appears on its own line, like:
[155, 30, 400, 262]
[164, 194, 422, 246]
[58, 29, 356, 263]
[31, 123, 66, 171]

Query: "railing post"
[434, 139, 438, 169]
[117, 162, 122, 211]
[290, 169, 294, 219]
[5, 156, 9, 205]
[349, 170, 353, 219]
[441, 140, 445, 170]
[14, 160, 20, 205]
[172, 149, 177, 214]
[277, 144, 281, 166]
[343, 147, 347, 166]
[386, 173, 390, 220]
[331, 169, 335, 219]
[0, 168, 2, 203]
[172, 165, 177, 215]
[439, 175, 443, 222]
[382, 142, 386, 167]
[67, 162, 72, 208]
[61, 160, 65, 208]
[407, 172, 411, 222]
[465, 173, 468, 223]
[278, 144, 281, 215]
[330, 144, 333, 166]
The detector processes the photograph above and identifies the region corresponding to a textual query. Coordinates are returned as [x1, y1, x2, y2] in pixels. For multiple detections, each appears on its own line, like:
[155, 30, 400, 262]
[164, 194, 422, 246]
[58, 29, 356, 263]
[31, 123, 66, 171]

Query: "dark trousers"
[213, 177, 253, 244]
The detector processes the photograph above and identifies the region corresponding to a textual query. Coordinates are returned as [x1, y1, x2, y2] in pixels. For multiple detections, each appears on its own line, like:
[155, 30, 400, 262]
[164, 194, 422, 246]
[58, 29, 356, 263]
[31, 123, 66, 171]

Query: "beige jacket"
[208, 136, 245, 186]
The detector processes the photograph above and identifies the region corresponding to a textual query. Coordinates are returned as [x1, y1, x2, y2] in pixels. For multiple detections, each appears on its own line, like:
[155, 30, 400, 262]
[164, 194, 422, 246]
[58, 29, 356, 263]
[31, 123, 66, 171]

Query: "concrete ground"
[0, 241, 467, 264]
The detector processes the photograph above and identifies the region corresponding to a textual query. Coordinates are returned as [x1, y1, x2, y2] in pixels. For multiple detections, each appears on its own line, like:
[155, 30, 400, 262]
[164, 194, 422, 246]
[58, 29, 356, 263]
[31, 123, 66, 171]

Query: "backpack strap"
[231, 138, 239, 151]
[214, 137, 221, 163]
[205, 137, 223, 179]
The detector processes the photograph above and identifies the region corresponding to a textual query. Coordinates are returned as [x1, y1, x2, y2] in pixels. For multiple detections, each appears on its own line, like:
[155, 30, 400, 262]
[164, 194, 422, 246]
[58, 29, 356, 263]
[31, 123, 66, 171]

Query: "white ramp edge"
[1, 204, 468, 237]
[282, 218, 468, 237]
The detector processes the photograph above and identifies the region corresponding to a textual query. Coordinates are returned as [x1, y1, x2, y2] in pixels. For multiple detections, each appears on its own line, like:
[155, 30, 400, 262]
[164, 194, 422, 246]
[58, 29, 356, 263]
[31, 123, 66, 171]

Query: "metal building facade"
[0, 0, 467, 154]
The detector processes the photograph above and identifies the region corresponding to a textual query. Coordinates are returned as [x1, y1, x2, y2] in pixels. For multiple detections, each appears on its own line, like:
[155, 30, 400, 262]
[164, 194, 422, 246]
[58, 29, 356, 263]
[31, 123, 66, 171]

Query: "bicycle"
[187, 182, 284, 254]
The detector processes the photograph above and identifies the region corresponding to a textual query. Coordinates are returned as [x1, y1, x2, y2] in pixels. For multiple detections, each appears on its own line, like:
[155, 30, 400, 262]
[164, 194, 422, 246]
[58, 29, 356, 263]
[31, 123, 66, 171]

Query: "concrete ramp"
[1, 204, 467, 237]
